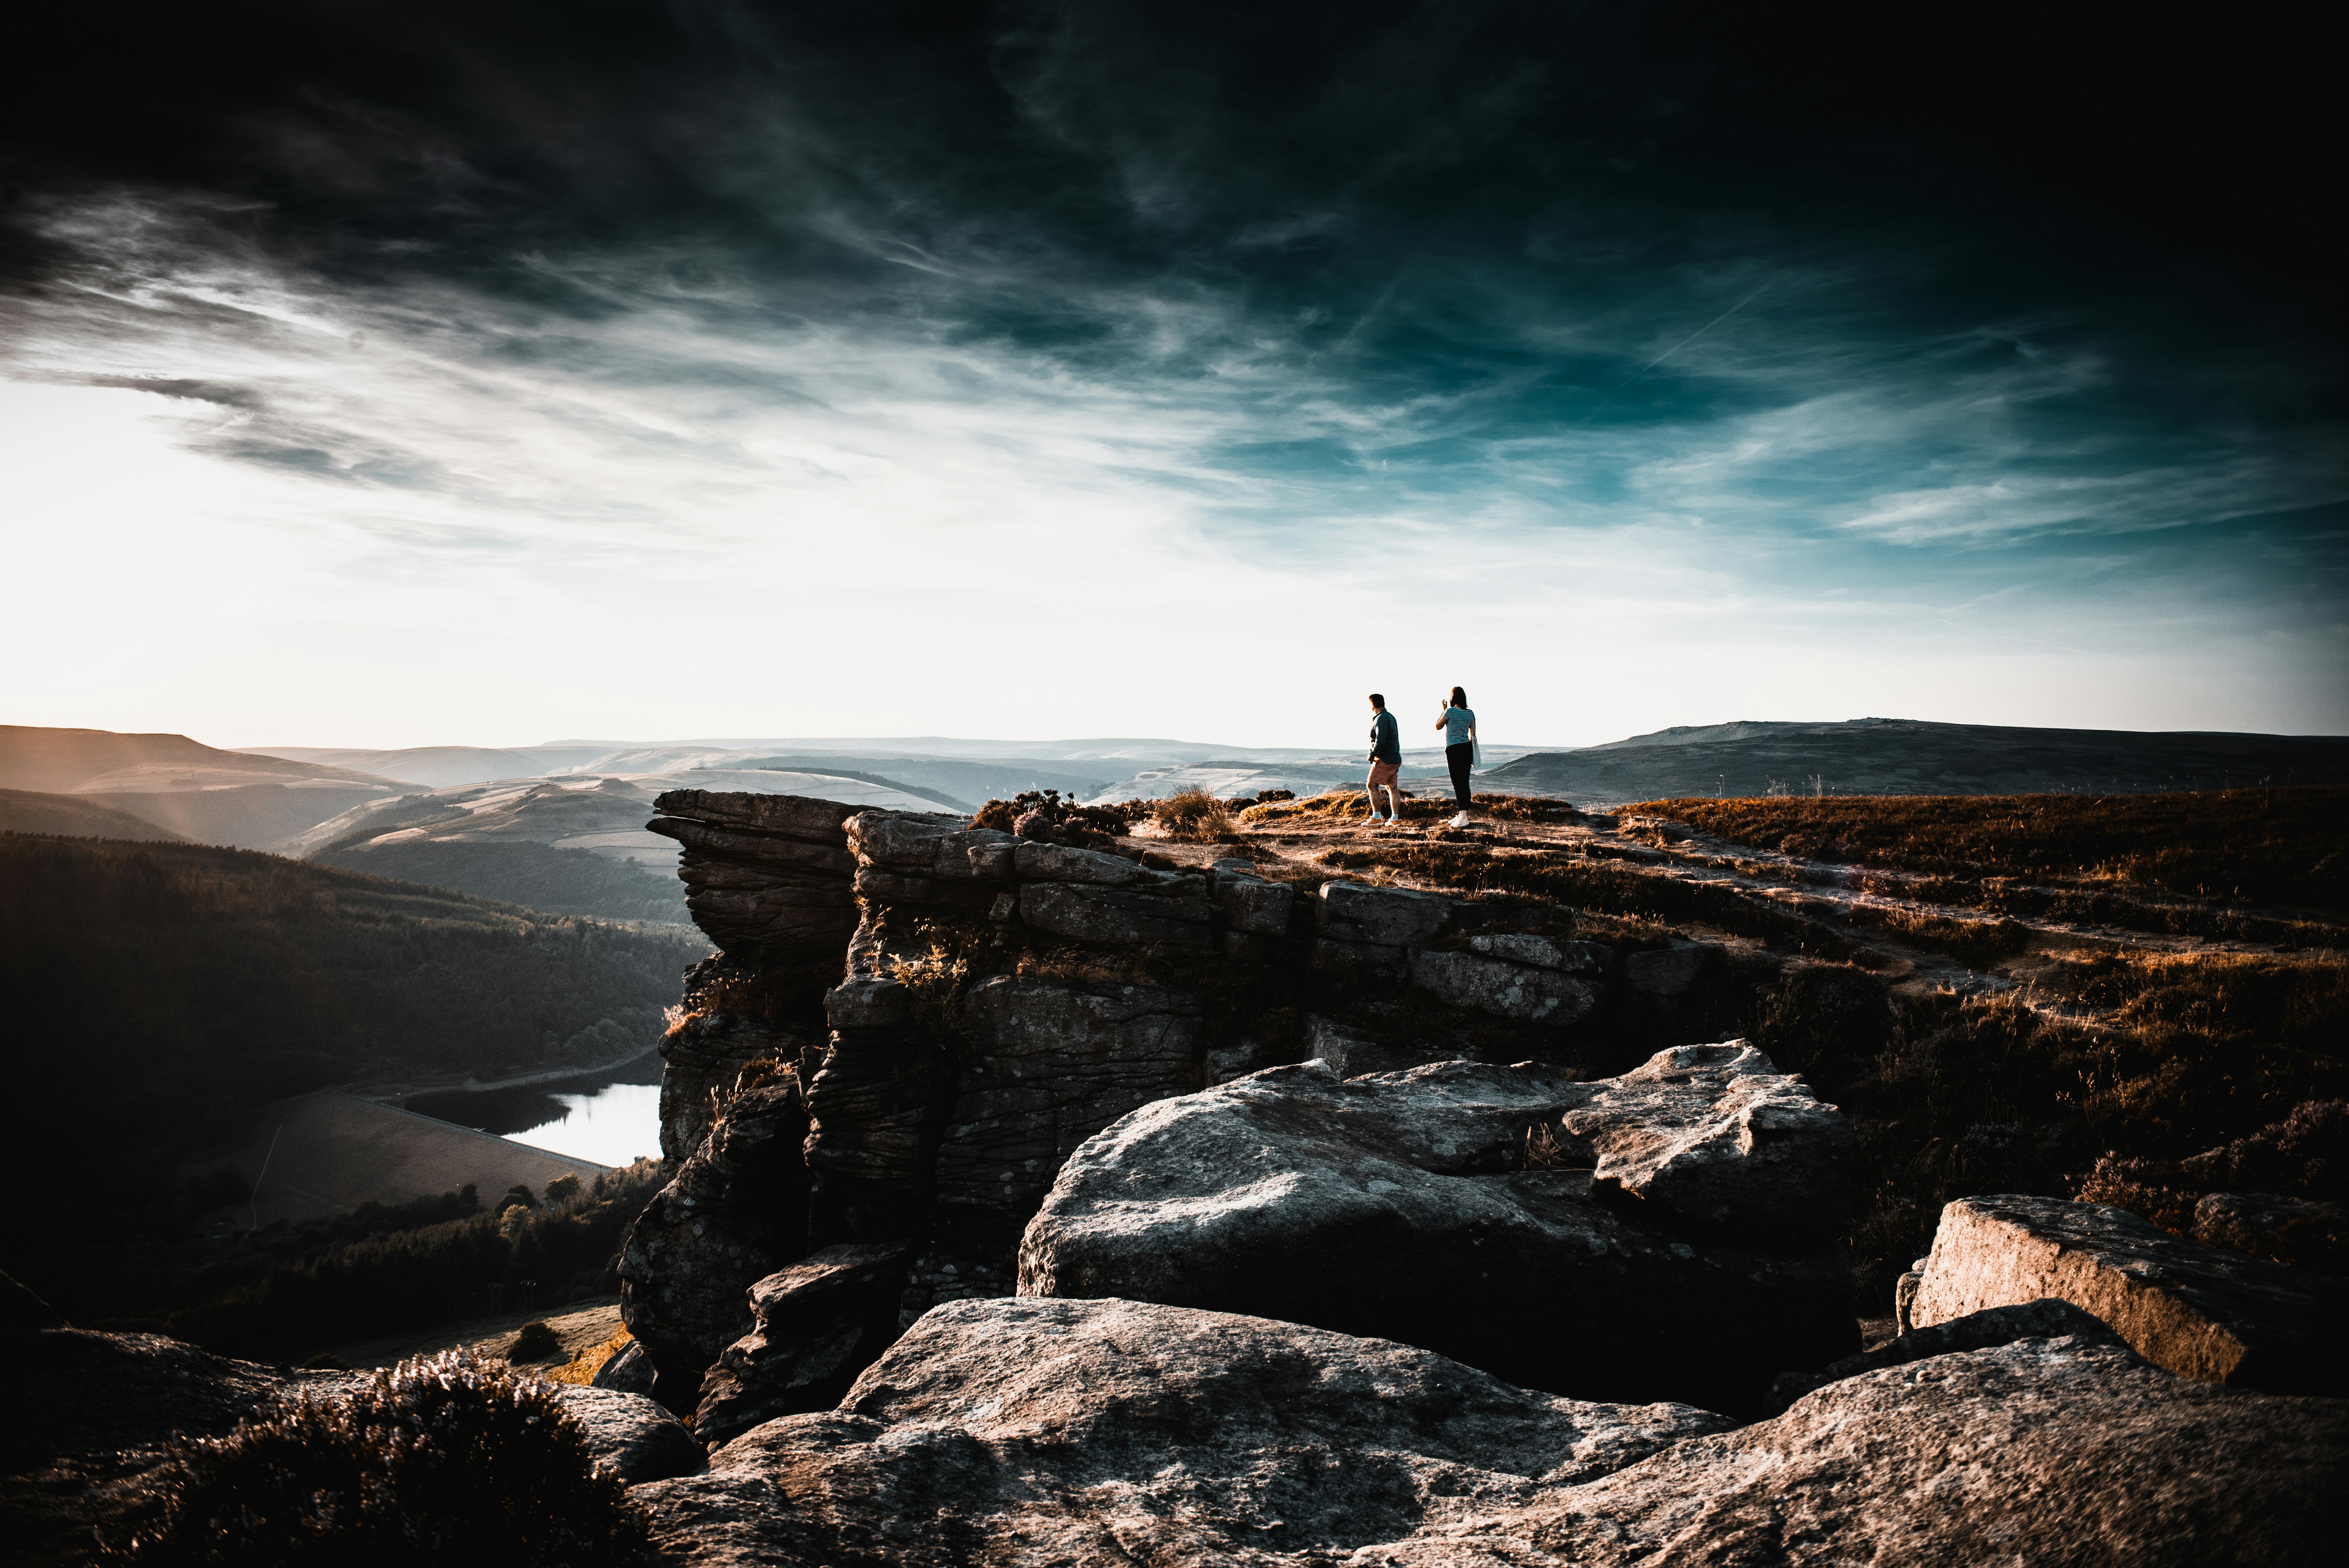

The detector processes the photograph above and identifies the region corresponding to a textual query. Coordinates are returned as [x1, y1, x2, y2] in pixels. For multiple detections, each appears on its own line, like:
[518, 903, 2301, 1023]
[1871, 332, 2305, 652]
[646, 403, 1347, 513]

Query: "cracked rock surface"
[636, 1296, 1732, 1566]
[635, 1300, 2347, 1568]
[1016, 1052, 1855, 1411]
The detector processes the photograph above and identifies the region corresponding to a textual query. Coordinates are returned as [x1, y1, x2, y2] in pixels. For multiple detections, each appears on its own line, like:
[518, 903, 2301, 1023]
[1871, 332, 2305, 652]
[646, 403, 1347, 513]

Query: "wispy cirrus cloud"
[2, 2, 2342, 744]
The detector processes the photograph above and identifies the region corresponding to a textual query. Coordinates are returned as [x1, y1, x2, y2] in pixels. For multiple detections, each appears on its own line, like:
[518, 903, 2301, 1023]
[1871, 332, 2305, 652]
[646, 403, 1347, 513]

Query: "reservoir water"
[402, 1050, 663, 1169]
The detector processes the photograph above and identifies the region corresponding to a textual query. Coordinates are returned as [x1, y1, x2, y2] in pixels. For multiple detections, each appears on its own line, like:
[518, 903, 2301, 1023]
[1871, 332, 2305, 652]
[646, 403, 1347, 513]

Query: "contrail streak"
[1625, 279, 1775, 382]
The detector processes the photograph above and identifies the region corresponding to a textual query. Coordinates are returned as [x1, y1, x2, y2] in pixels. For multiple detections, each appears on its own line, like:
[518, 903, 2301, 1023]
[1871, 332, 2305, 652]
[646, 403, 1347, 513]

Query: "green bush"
[102, 1351, 651, 1566]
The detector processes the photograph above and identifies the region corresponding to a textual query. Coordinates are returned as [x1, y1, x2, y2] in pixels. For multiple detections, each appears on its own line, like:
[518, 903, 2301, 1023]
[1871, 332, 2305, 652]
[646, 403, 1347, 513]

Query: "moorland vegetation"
[1183, 786, 2349, 1298]
[99, 1349, 651, 1566]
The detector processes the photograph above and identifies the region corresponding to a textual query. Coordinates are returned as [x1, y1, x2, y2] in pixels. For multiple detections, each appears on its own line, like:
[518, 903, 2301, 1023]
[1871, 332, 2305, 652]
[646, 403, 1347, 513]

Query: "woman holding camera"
[1436, 686, 1477, 826]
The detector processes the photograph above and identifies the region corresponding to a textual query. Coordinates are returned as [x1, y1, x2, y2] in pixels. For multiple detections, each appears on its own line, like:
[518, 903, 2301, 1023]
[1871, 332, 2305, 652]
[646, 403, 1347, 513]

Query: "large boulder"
[1911, 1194, 2344, 1395]
[1557, 1040, 1849, 1239]
[632, 1299, 2349, 1567]
[635, 1297, 1732, 1565]
[694, 1243, 918, 1449]
[618, 1066, 812, 1411]
[1017, 1051, 1855, 1411]
[550, 1386, 708, 1485]
[1525, 1333, 2346, 1566]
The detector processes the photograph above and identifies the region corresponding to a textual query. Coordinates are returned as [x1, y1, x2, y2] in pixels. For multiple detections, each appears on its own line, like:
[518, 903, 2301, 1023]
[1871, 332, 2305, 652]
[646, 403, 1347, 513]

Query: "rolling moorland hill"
[0, 725, 404, 849]
[1481, 718, 2349, 804]
[0, 788, 189, 841]
[0, 833, 709, 1324]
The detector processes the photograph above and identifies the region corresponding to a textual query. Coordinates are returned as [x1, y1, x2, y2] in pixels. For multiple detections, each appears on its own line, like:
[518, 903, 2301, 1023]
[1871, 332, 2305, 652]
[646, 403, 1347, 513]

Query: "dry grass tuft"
[1153, 788, 1237, 841]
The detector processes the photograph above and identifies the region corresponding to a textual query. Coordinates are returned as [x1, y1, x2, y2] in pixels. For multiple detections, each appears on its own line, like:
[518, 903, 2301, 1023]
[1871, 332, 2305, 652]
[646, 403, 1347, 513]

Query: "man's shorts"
[1367, 759, 1400, 788]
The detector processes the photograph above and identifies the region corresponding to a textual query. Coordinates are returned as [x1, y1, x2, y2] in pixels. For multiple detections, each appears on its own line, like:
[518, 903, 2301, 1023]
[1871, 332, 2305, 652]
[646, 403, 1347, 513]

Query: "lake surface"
[403, 1050, 663, 1169]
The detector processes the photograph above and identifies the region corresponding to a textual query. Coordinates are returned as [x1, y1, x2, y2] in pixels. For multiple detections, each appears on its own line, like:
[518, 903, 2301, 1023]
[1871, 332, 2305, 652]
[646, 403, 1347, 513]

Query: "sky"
[4, 1, 2343, 750]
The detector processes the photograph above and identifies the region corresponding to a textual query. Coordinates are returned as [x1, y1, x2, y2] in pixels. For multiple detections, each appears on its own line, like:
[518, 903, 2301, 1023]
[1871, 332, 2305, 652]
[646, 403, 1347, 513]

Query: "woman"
[1435, 686, 1477, 826]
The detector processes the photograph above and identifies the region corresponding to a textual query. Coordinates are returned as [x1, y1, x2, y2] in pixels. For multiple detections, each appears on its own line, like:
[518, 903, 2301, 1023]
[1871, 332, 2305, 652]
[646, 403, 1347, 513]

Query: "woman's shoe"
[1449, 811, 1472, 828]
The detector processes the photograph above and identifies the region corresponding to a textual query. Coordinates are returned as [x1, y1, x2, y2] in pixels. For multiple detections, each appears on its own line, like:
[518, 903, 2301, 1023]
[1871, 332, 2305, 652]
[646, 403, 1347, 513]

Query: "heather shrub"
[972, 789, 1127, 844]
[103, 1351, 651, 1566]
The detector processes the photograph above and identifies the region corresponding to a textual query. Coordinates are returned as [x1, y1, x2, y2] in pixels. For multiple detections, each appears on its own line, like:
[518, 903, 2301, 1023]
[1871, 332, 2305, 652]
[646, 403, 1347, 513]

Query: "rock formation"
[631, 1295, 2349, 1567]
[1909, 1194, 2344, 1395]
[1017, 1046, 1854, 1411]
[625, 790, 1725, 1409]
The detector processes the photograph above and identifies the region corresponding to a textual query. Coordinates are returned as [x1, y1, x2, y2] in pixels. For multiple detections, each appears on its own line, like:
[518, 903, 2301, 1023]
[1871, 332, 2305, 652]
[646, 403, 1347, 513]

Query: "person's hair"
[1368, 693, 1385, 708]
[1450, 686, 1468, 709]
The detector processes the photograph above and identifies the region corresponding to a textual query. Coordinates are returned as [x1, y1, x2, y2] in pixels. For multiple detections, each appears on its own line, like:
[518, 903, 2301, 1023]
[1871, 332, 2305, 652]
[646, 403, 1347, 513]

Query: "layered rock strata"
[1018, 1046, 1855, 1411]
[1911, 1193, 2344, 1395]
[633, 1296, 2349, 1568]
[645, 791, 863, 960]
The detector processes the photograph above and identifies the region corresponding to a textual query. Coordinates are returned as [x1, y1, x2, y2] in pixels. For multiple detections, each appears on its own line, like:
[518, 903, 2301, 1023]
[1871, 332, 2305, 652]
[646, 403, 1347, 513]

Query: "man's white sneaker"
[1449, 812, 1472, 828]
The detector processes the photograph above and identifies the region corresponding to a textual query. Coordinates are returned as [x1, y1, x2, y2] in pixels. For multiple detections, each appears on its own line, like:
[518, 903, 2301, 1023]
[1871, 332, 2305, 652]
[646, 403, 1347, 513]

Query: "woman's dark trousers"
[1446, 743, 1474, 807]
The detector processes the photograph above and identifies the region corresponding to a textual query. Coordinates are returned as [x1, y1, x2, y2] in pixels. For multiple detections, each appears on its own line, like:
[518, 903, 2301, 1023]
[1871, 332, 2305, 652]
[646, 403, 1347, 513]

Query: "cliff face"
[618, 789, 1793, 1409]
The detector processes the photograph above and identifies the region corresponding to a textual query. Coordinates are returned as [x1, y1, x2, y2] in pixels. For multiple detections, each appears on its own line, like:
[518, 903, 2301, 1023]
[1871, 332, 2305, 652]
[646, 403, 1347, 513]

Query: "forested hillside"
[0, 834, 706, 1312]
[314, 837, 691, 924]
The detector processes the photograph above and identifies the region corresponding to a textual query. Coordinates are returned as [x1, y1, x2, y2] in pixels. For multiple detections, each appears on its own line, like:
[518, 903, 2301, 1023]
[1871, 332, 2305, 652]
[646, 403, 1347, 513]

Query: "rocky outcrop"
[1018, 1049, 1855, 1411]
[629, 792, 1761, 1413]
[646, 791, 863, 960]
[636, 1297, 1734, 1565]
[693, 1242, 918, 1449]
[618, 1065, 812, 1410]
[1910, 1193, 2344, 1395]
[632, 1297, 2349, 1568]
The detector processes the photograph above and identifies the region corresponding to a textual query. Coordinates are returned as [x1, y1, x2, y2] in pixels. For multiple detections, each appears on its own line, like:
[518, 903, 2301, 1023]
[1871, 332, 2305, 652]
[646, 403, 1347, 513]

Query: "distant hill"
[0, 725, 403, 849]
[0, 832, 708, 1306]
[236, 744, 615, 787]
[1480, 718, 2349, 804]
[297, 769, 950, 922]
[0, 787, 186, 841]
[0, 724, 394, 793]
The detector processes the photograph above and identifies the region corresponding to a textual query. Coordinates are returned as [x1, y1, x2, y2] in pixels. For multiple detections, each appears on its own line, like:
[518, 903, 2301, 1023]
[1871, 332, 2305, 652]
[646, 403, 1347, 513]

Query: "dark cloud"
[3, 2, 2340, 615]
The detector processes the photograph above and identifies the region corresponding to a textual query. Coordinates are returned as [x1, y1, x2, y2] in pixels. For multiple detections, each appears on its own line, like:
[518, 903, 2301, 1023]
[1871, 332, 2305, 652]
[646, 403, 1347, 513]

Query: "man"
[1364, 693, 1402, 823]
